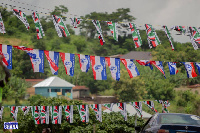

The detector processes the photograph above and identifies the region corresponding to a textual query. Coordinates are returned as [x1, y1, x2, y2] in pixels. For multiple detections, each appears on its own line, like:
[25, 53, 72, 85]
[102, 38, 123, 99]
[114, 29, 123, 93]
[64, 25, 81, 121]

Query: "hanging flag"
[63, 105, 73, 123]
[52, 15, 70, 37]
[90, 104, 102, 122]
[143, 101, 157, 113]
[195, 62, 200, 75]
[162, 105, 169, 113]
[40, 106, 49, 124]
[13, 9, 30, 30]
[77, 105, 89, 123]
[163, 25, 174, 50]
[20, 106, 31, 115]
[163, 100, 170, 107]
[145, 24, 161, 48]
[188, 27, 200, 50]
[10, 106, 18, 121]
[117, 103, 127, 121]
[60, 52, 75, 76]
[155, 100, 163, 104]
[32, 106, 40, 124]
[129, 23, 142, 48]
[50, 106, 62, 124]
[77, 54, 90, 73]
[183, 62, 197, 78]
[90, 56, 107, 80]
[103, 103, 114, 111]
[151, 61, 166, 78]
[167, 62, 178, 75]
[0, 106, 4, 121]
[171, 26, 186, 35]
[129, 102, 142, 117]
[70, 17, 82, 28]
[107, 21, 118, 41]
[105, 57, 120, 81]
[0, 13, 6, 34]
[136, 60, 153, 70]
[0, 44, 12, 69]
[32, 12, 45, 39]
[92, 20, 105, 45]
[44, 50, 59, 75]
[121, 59, 140, 78]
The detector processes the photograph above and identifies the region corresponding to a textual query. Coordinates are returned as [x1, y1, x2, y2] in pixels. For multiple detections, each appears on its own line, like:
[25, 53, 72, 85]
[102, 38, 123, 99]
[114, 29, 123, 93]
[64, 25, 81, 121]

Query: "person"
[42, 128, 51, 133]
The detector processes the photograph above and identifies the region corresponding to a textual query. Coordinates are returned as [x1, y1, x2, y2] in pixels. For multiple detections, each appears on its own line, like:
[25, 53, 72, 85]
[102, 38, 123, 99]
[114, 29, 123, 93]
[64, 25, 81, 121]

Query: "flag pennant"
[103, 103, 114, 111]
[183, 62, 197, 78]
[168, 62, 178, 75]
[129, 23, 142, 48]
[171, 26, 186, 35]
[70, 17, 82, 28]
[40, 106, 49, 124]
[20, 106, 31, 115]
[129, 102, 142, 117]
[60, 53, 75, 76]
[121, 59, 140, 78]
[32, 12, 45, 39]
[105, 57, 120, 81]
[50, 106, 62, 124]
[107, 21, 118, 41]
[63, 105, 73, 123]
[92, 20, 105, 45]
[10, 106, 18, 121]
[195, 62, 200, 75]
[188, 27, 200, 50]
[163, 25, 174, 50]
[44, 50, 59, 75]
[90, 104, 102, 122]
[143, 101, 157, 113]
[13, 9, 30, 30]
[0, 13, 6, 34]
[0, 106, 3, 121]
[77, 105, 89, 123]
[151, 61, 166, 78]
[0, 44, 12, 69]
[32, 106, 40, 124]
[52, 15, 70, 37]
[145, 24, 161, 48]
[117, 102, 127, 121]
[136, 60, 153, 70]
[90, 56, 107, 80]
[162, 105, 169, 113]
[77, 54, 90, 73]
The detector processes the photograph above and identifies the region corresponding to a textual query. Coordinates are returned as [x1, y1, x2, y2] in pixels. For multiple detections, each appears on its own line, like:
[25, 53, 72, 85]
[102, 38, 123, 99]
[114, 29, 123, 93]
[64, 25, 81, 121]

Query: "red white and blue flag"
[167, 62, 178, 75]
[30, 49, 44, 73]
[60, 53, 75, 76]
[77, 54, 90, 73]
[105, 57, 120, 81]
[90, 56, 107, 80]
[121, 59, 140, 78]
[195, 62, 200, 75]
[0, 44, 12, 69]
[183, 62, 197, 78]
[136, 60, 153, 70]
[151, 61, 166, 78]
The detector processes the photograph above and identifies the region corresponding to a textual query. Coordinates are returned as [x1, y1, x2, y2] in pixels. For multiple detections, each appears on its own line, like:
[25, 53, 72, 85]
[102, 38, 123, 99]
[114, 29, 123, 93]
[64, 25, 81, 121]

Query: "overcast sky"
[1, 0, 200, 43]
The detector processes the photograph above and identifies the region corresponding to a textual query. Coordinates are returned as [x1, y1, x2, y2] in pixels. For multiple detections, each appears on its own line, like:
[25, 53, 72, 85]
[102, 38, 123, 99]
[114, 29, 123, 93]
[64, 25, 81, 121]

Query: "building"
[72, 86, 90, 99]
[33, 76, 75, 99]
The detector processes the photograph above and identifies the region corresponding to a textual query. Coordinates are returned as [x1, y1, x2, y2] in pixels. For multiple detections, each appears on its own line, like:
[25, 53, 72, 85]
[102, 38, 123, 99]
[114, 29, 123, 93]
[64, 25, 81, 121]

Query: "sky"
[1, 0, 200, 43]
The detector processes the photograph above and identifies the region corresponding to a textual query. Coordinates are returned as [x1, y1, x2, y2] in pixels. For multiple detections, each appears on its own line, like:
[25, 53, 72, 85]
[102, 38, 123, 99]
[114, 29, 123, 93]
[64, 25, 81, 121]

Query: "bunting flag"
[32, 106, 40, 124]
[103, 103, 114, 111]
[77, 105, 89, 123]
[50, 106, 62, 124]
[77, 54, 90, 73]
[10, 106, 18, 121]
[92, 20, 105, 45]
[90, 104, 102, 122]
[90, 56, 107, 80]
[20, 106, 31, 115]
[63, 105, 73, 123]
[162, 105, 169, 113]
[40, 106, 49, 124]
[0, 106, 4, 121]
[117, 103, 127, 121]
[129, 102, 142, 117]
[168, 62, 178, 75]
[105, 57, 120, 81]
[0, 44, 12, 69]
[136, 60, 153, 70]
[44, 50, 59, 75]
[163, 25, 174, 50]
[171, 26, 186, 35]
[150, 61, 166, 78]
[32, 12, 45, 39]
[0, 13, 6, 34]
[155, 100, 163, 104]
[121, 59, 140, 78]
[129, 23, 142, 48]
[107, 21, 118, 41]
[70, 17, 82, 28]
[13, 9, 30, 30]
[145, 24, 161, 48]
[143, 101, 157, 113]
[52, 15, 70, 37]
[163, 100, 170, 107]
[60, 53, 75, 76]
[188, 27, 200, 50]
[183, 62, 197, 78]
[195, 62, 200, 75]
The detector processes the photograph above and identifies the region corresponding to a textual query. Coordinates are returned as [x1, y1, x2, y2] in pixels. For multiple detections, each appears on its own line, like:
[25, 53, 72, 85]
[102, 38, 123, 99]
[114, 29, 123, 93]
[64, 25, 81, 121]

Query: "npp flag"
[50, 106, 62, 124]
[0, 13, 6, 33]
[0, 106, 4, 121]
[117, 103, 127, 121]
[195, 62, 200, 75]
[0, 44, 12, 69]
[20, 106, 31, 115]
[77, 54, 90, 73]
[151, 61, 166, 78]
[129, 23, 142, 48]
[44, 50, 59, 75]
[60, 53, 75, 76]
[105, 57, 120, 81]
[107, 21, 118, 41]
[188, 27, 200, 50]
[77, 105, 89, 123]
[40, 106, 49, 124]
[90, 56, 107, 80]
[63, 105, 73, 123]
[145, 24, 161, 48]
[32, 12, 45, 39]
[70, 17, 82, 28]
[92, 20, 105, 45]
[90, 104, 102, 122]
[103, 103, 114, 111]
[129, 102, 142, 117]
[167, 62, 178, 75]
[183, 62, 197, 78]
[10, 106, 18, 121]
[143, 101, 157, 113]
[121, 59, 140, 78]
[136, 60, 153, 70]
[52, 15, 70, 37]
[171, 26, 186, 35]
[163, 25, 174, 50]
[32, 106, 40, 124]
[13, 9, 30, 30]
